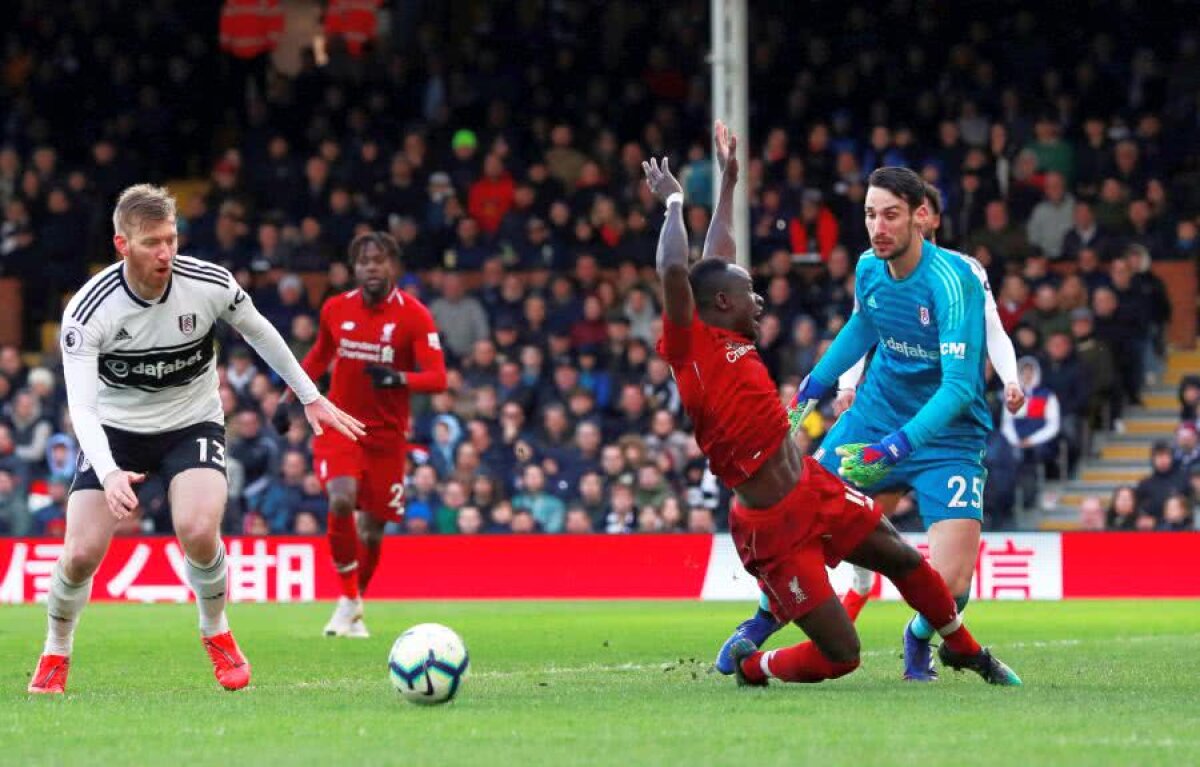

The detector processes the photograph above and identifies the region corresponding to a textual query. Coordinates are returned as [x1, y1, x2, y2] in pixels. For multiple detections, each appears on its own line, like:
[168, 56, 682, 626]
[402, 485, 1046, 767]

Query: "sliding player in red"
[645, 124, 1019, 686]
[297, 231, 447, 637]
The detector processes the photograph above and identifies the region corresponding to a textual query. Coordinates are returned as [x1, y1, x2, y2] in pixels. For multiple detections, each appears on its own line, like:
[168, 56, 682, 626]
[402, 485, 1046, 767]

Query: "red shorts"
[312, 429, 407, 523]
[729, 457, 881, 623]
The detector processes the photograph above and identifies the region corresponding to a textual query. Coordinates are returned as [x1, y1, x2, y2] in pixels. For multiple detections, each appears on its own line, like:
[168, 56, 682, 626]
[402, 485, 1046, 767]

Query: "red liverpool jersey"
[302, 287, 447, 438]
[656, 311, 789, 488]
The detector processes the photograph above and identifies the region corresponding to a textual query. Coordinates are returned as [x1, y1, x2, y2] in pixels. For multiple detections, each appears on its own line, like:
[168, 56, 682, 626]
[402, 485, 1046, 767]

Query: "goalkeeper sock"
[742, 641, 860, 684]
[892, 560, 980, 656]
[43, 561, 92, 656]
[908, 592, 970, 641]
[327, 512, 360, 600]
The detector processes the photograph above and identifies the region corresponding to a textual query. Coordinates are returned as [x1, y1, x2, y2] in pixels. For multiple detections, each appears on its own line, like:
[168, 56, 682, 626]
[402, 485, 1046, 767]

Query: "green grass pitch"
[2, 600, 1197, 766]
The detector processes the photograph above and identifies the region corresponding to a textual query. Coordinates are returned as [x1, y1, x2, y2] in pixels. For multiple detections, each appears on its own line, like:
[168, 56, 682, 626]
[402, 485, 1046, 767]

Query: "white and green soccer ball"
[388, 623, 470, 705]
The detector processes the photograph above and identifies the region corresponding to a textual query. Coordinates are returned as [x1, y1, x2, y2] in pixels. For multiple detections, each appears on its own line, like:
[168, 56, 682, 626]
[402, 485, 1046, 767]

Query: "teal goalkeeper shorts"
[814, 409, 987, 526]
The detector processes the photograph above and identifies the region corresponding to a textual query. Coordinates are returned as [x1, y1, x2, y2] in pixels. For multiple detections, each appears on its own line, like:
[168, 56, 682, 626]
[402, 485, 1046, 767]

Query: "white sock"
[760, 650, 776, 679]
[851, 565, 875, 596]
[185, 542, 230, 637]
[44, 561, 92, 656]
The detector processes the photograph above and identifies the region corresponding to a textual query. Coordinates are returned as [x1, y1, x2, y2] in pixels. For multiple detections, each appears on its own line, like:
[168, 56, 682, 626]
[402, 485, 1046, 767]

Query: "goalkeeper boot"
[714, 609, 782, 675]
[902, 624, 938, 682]
[937, 644, 1022, 686]
[27, 654, 70, 694]
[729, 638, 768, 687]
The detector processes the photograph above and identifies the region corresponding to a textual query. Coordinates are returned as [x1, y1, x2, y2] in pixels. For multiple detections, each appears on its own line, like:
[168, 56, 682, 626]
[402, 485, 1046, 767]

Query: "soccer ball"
[388, 623, 470, 705]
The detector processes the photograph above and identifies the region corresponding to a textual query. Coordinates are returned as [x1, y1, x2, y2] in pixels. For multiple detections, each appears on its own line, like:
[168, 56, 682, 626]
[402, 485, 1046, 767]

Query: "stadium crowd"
[0, 2, 1197, 536]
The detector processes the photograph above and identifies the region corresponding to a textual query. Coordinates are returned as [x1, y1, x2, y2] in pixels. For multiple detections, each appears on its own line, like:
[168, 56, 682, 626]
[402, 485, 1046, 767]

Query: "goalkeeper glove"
[787, 374, 829, 436]
[835, 430, 912, 488]
[366, 364, 406, 389]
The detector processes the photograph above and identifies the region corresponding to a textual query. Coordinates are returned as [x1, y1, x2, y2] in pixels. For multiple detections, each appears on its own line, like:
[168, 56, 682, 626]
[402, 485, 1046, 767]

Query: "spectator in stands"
[1040, 331, 1088, 473]
[969, 199, 1032, 264]
[1091, 287, 1140, 420]
[429, 414, 463, 480]
[604, 481, 637, 534]
[513, 464, 566, 533]
[1128, 245, 1171, 384]
[1107, 257, 1151, 401]
[226, 346, 259, 398]
[0, 468, 27, 535]
[456, 506, 484, 534]
[1160, 494, 1195, 531]
[435, 480, 469, 534]
[1075, 247, 1111, 294]
[1060, 201, 1109, 262]
[1174, 423, 1200, 474]
[1002, 357, 1062, 497]
[997, 275, 1033, 332]
[429, 273, 490, 362]
[1026, 172, 1075, 259]
[1078, 496, 1106, 531]
[32, 479, 68, 536]
[1135, 442, 1185, 522]
[1180, 374, 1200, 421]
[1026, 284, 1070, 341]
[1070, 308, 1117, 431]
[7, 389, 52, 475]
[259, 450, 317, 533]
[228, 407, 280, 510]
[687, 507, 717, 533]
[1106, 486, 1138, 531]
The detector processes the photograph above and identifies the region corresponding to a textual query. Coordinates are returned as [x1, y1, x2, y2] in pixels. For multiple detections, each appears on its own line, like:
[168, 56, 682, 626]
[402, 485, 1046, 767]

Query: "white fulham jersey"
[61, 255, 319, 482]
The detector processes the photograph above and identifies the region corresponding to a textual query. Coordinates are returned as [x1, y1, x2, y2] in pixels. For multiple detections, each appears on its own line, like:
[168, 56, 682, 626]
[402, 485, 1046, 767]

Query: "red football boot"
[202, 631, 251, 691]
[28, 654, 70, 694]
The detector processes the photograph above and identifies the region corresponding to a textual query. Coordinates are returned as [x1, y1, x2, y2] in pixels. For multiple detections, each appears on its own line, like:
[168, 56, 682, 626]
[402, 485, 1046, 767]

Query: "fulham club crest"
[178, 313, 197, 335]
[919, 306, 931, 326]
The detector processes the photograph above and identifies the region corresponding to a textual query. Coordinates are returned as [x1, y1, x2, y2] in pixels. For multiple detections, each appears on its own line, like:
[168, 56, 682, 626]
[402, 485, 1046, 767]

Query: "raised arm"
[701, 120, 739, 263]
[644, 157, 693, 328]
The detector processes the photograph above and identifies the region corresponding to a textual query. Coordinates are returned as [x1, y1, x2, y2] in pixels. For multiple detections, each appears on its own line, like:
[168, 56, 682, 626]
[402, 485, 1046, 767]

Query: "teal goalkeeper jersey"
[812, 239, 992, 452]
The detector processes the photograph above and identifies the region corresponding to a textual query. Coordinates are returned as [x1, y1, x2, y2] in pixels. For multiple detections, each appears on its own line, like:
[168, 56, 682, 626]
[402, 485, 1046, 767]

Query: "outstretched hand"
[714, 120, 739, 182]
[642, 157, 683, 203]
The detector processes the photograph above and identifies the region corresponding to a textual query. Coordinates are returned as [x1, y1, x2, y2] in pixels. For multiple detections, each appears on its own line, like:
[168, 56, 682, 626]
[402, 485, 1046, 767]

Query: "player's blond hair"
[112, 183, 177, 237]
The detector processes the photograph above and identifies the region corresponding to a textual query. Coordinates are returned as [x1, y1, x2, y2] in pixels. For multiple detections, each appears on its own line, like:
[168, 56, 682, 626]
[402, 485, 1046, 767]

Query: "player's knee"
[328, 494, 355, 517]
[940, 568, 974, 598]
[60, 544, 103, 583]
[173, 517, 219, 556]
[823, 636, 861, 666]
[358, 526, 383, 547]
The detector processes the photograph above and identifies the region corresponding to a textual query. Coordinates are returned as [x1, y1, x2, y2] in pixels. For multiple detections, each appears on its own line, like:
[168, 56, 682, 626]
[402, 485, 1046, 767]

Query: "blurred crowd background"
[0, 0, 1197, 537]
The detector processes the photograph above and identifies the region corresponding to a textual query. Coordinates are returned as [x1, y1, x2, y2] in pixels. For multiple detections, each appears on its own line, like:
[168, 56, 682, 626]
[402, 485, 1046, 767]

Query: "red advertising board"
[0, 532, 1196, 604]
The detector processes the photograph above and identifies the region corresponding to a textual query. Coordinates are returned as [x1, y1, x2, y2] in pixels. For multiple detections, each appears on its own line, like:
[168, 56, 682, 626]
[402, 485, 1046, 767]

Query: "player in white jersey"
[27, 184, 364, 694]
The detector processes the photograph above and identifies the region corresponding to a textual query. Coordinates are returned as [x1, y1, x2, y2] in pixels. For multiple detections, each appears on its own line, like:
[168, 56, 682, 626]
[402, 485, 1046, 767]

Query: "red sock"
[357, 540, 381, 595]
[327, 512, 359, 600]
[891, 559, 981, 656]
[841, 590, 870, 622]
[741, 642, 860, 684]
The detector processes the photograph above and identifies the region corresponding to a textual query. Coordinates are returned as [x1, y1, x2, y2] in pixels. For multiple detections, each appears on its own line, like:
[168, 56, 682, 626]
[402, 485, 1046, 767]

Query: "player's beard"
[873, 226, 914, 261]
[362, 282, 388, 303]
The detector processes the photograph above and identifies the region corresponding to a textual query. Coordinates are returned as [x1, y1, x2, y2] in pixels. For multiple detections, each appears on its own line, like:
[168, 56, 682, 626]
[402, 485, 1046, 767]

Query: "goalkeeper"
[718, 166, 994, 682]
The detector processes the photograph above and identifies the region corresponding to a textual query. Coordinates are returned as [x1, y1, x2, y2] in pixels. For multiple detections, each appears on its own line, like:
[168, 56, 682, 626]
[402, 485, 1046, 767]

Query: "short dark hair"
[688, 258, 737, 309]
[868, 166, 925, 211]
[347, 231, 401, 263]
[922, 181, 943, 216]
